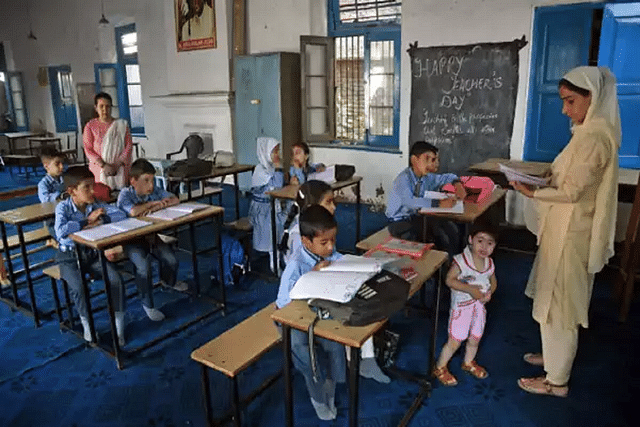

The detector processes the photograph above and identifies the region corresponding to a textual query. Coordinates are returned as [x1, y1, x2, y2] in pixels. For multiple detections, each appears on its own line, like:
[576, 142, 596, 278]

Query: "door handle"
[250, 99, 261, 105]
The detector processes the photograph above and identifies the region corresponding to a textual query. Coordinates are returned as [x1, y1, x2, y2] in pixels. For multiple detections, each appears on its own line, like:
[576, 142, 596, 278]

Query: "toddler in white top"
[433, 222, 498, 386]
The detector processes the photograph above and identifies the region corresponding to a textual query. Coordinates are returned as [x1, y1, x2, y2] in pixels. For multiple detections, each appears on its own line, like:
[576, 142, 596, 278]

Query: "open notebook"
[146, 203, 207, 221]
[73, 218, 150, 242]
[288, 254, 389, 303]
[419, 191, 464, 214]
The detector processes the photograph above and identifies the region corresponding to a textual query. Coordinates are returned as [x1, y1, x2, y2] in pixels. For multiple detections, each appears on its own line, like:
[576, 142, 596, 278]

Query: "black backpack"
[308, 270, 410, 327]
[165, 158, 213, 179]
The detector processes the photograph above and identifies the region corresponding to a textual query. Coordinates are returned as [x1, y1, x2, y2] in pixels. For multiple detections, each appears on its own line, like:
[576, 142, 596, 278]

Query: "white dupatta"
[100, 119, 128, 190]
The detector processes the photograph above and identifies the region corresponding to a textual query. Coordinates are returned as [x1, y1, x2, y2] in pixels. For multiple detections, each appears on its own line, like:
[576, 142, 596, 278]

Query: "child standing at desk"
[116, 159, 188, 322]
[289, 141, 325, 185]
[385, 141, 466, 255]
[249, 137, 286, 270]
[38, 147, 65, 203]
[433, 222, 498, 386]
[54, 166, 128, 345]
[276, 205, 346, 421]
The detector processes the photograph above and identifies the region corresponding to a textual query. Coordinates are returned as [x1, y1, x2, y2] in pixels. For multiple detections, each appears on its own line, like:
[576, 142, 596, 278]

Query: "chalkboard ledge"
[308, 142, 401, 155]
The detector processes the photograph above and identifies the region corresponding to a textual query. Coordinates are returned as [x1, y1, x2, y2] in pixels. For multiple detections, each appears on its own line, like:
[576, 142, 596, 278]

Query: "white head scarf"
[563, 66, 621, 273]
[251, 137, 280, 187]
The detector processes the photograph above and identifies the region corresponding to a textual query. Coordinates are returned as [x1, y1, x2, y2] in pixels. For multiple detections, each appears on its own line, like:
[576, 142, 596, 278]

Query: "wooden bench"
[0, 226, 52, 252]
[0, 186, 38, 201]
[191, 303, 282, 426]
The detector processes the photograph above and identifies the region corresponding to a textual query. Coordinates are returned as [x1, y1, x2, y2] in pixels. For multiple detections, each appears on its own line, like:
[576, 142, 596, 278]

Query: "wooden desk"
[70, 205, 226, 369]
[1, 131, 44, 154]
[0, 202, 56, 326]
[27, 136, 62, 155]
[165, 163, 255, 220]
[272, 248, 447, 427]
[266, 176, 363, 274]
[420, 187, 507, 223]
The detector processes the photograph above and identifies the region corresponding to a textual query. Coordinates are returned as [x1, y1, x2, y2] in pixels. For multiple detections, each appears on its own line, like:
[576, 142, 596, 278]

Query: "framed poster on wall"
[175, 0, 217, 52]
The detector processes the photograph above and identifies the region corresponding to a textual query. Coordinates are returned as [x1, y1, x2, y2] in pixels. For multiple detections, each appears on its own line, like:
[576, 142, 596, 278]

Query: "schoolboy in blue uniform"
[116, 159, 187, 322]
[54, 166, 127, 345]
[385, 141, 467, 256]
[38, 147, 65, 203]
[276, 205, 346, 421]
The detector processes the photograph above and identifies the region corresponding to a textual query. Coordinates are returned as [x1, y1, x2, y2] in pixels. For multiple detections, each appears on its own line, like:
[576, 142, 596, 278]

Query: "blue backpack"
[214, 233, 247, 287]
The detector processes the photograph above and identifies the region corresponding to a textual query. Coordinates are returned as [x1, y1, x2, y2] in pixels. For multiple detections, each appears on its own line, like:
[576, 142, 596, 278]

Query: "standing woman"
[512, 66, 621, 397]
[83, 92, 133, 190]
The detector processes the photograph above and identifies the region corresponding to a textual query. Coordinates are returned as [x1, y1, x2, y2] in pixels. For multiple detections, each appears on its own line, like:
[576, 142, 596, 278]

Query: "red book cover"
[374, 236, 433, 258]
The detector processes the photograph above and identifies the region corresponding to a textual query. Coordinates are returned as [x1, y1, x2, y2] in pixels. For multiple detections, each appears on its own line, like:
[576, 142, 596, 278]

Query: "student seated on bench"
[385, 141, 467, 257]
[275, 205, 346, 421]
[54, 166, 128, 345]
[116, 159, 188, 322]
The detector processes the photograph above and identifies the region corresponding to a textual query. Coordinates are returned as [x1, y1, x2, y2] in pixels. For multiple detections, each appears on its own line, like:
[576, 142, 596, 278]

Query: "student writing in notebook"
[54, 166, 128, 345]
[385, 141, 466, 256]
[275, 205, 346, 421]
[279, 180, 389, 383]
[116, 159, 188, 323]
[433, 222, 498, 386]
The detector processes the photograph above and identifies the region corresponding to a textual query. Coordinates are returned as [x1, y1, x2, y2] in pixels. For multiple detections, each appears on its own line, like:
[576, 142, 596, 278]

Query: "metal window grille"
[338, 0, 402, 24]
[335, 36, 365, 142]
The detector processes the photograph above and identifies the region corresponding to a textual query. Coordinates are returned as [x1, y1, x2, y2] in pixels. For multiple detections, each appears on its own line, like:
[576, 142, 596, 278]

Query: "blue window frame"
[326, 0, 401, 149]
[114, 23, 145, 135]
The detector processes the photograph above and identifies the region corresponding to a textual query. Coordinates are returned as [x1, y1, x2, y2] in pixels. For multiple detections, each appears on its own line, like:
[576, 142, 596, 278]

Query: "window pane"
[308, 77, 327, 107]
[99, 68, 116, 85]
[127, 84, 142, 106]
[339, 0, 401, 24]
[121, 32, 138, 56]
[10, 76, 22, 92]
[126, 64, 140, 83]
[335, 36, 365, 142]
[0, 71, 5, 82]
[15, 110, 26, 127]
[309, 109, 328, 135]
[12, 92, 23, 109]
[369, 40, 395, 136]
[307, 45, 326, 76]
[59, 72, 73, 99]
[130, 106, 144, 129]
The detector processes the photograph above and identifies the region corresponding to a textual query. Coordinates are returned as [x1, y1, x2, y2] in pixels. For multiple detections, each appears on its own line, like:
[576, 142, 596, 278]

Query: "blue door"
[48, 65, 78, 132]
[524, 4, 596, 162]
[599, 3, 640, 168]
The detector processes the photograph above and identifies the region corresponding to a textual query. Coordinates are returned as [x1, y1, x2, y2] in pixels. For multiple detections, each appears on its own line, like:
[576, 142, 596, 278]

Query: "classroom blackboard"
[408, 37, 527, 175]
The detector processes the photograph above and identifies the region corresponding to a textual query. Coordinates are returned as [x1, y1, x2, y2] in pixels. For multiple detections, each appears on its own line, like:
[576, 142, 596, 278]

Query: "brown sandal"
[461, 360, 488, 379]
[523, 353, 544, 366]
[518, 376, 568, 397]
[433, 366, 458, 386]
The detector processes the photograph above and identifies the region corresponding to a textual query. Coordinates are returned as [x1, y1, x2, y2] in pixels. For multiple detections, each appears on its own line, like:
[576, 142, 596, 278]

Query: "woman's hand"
[510, 181, 535, 198]
[102, 163, 119, 177]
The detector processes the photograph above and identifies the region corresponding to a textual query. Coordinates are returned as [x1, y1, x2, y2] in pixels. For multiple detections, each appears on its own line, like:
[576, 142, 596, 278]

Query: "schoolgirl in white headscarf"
[249, 137, 286, 270]
[513, 66, 621, 397]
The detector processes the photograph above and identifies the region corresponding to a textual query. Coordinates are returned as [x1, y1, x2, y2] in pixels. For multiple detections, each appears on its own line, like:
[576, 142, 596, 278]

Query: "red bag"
[93, 182, 113, 202]
[442, 176, 495, 204]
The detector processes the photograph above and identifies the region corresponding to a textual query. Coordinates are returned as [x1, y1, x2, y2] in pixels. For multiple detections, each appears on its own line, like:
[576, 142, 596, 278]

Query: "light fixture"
[26, 1, 37, 40]
[99, 0, 110, 26]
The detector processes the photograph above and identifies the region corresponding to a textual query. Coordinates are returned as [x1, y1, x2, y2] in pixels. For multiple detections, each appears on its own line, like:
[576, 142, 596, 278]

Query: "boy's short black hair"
[129, 158, 157, 179]
[469, 221, 499, 241]
[63, 166, 94, 191]
[40, 146, 65, 163]
[299, 205, 337, 239]
[410, 141, 438, 158]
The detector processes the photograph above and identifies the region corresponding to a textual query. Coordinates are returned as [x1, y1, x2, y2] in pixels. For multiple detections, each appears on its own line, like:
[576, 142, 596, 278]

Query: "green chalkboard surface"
[408, 37, 527, 175]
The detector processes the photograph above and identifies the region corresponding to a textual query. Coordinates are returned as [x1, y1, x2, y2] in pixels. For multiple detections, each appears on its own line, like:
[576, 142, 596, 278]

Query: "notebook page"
[74, 223, 120, 241]
[109, 218, 150, 233]
[319, 254, 388, 273]
[289, 270, 374, 303]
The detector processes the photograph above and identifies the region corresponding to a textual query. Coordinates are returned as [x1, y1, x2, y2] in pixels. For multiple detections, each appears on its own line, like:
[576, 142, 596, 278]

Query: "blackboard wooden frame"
[408, 37, 527, 175]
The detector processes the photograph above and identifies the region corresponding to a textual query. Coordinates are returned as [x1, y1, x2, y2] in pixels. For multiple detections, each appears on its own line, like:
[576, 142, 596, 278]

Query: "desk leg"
[189, 222, 200, 296]
[1, 222, 19, 305]
[282, 324, 294, 427]
[99, 251, 123, 369]
[270, 198, 278, 275]
[355, 181, 361, 242]
[214, 214, 226, 312]
[200, 365, 214, 427]
[234, 172, 240, 221]
[17, 224, 39, 327]
[348, 346, 360, 427]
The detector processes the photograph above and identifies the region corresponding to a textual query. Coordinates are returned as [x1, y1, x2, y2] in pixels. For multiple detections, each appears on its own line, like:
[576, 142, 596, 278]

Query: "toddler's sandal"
[433, 366, 458, 386]
[461, 360, 488, 379]
[518, 376, 568, 397]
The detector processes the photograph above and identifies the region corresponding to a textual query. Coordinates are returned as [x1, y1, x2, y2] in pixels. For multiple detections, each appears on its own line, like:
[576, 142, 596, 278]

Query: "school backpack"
[212, 233, 248, 287]
[308, 270, 410, 327]
[165, 158, 214, 179]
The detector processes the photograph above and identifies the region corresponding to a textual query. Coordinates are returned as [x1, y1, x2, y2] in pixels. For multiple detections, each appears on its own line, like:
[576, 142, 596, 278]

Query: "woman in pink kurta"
[83, 92, 133, 190]
[512, 67, 621, 397]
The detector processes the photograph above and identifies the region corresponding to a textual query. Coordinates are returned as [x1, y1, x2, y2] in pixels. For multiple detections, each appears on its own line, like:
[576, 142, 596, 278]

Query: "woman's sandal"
[523, 353, 544, 366]
[461, 360, 488, 379]
[433, 366, 458, 386]
[518, 376, 568, 397]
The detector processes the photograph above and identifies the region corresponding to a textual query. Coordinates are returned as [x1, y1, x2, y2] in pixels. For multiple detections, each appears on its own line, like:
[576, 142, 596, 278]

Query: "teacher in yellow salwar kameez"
[512, 66, 621, 397]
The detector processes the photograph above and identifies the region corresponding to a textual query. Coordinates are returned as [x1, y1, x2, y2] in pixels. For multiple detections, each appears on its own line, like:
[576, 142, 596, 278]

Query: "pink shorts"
[448, 300, 486, 342]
